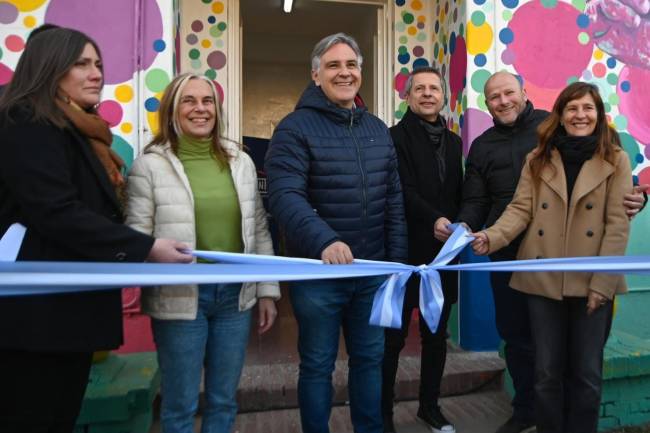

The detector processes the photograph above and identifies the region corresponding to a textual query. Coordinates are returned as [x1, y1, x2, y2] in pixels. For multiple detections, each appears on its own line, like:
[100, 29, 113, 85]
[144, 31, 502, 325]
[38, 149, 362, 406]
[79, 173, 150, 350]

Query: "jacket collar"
[295, 82, 367, 125]
[541, 148, 615, 204]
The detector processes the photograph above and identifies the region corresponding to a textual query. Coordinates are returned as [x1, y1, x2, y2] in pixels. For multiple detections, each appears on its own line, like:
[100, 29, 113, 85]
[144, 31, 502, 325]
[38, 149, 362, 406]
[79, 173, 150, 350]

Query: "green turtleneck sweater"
[177, 135, 243, 257]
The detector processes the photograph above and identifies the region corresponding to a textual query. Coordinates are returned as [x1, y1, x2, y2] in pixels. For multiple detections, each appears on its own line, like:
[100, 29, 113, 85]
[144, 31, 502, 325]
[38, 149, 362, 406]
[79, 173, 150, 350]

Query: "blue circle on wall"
[398, 52, 410, 65]
[576, 13, 590, 29]
[621, 80, 631, 92]
[474, 0, 487, 4]
[606, 57, 617, 68]
[499, 28, 514, 44]
[502, 0, 519, 8]
[145, 97, 160, 112]
[153, 39, 166, 52]
[208, 16, 216, 24]
[413, 58, 429, 68]
[475, 54, 487, 66]
[396, 0, 406, 5]
[449, 32, 457, 54]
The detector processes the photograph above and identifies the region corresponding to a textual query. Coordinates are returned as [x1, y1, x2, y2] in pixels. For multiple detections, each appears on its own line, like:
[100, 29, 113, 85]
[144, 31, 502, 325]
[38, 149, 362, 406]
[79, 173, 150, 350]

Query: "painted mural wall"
[0, 0, 175, 164]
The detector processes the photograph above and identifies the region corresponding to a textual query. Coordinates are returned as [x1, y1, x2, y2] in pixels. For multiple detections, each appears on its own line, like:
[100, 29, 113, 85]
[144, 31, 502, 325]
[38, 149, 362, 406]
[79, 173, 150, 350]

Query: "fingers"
[258, 299, 277, 334]
[148, 238, 193, 263]
[470, 232, 489, 255]
[434, 217, 453, 242]
[586, 291, 608, 315]
[321, 241, 354, 264]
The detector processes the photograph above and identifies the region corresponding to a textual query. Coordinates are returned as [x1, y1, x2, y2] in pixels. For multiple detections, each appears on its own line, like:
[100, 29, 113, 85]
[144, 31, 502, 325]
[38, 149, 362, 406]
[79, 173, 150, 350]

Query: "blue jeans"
[289, 276, 385, 433]
[152, 283, 251, 433]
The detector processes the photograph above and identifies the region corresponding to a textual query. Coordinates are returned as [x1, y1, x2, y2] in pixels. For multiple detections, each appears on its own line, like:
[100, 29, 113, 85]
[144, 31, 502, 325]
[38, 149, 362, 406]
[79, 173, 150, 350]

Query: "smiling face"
[311, 42, 361, 109]
[177, 78, 216, 140]
[561, 93, 598, 137]
[58, 43, 103, 109]
[406, 71, 444, 122]
[484, 72, 528, 126]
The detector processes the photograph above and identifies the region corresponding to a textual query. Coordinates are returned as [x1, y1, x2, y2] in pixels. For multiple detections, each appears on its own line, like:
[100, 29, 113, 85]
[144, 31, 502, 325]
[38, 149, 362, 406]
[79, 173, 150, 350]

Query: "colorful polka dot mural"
[393, 0, 466, 137]
[180, 0, 227, 105]
[0, 0, 174, 163]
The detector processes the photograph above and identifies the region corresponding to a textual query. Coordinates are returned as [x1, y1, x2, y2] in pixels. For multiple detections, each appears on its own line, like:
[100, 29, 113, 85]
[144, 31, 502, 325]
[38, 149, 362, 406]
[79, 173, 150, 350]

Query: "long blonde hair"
[147, 73, 230, 166]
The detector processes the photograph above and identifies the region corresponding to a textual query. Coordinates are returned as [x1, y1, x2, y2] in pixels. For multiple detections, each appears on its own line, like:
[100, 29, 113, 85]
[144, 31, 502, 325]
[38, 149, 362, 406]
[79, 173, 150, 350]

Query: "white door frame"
[227, 0, 395, 141]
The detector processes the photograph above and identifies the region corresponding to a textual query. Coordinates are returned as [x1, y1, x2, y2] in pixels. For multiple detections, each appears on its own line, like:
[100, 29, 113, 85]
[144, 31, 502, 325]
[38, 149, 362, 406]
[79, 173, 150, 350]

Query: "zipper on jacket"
[349, 113, 368, 250]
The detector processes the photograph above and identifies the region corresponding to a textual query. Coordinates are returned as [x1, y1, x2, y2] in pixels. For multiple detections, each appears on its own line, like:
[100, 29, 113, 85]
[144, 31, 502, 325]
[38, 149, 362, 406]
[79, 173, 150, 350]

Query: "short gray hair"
[311, 33, 363, 71]
[404, 66, 446, 96]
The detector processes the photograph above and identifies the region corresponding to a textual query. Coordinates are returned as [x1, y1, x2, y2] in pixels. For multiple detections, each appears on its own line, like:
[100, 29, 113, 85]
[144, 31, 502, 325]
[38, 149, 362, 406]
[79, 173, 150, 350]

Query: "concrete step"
[236, 349, 505, 412]
[150, 390, 515, 433]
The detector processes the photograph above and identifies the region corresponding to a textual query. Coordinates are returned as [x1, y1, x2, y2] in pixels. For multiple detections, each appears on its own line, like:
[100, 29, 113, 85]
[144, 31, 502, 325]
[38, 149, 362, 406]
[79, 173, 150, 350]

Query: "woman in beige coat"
[126, 73, 280, 433]
[472, 82, 631, 433]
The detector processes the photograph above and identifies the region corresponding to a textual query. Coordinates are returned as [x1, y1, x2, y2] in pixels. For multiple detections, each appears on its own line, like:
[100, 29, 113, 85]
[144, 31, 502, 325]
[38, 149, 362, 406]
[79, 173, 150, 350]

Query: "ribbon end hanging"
[0, 223, 26, 262]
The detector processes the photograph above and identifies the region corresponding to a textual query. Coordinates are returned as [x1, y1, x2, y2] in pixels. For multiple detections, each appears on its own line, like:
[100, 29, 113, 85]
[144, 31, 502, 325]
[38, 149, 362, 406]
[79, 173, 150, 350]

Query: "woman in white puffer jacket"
[126, 73, 280, 433]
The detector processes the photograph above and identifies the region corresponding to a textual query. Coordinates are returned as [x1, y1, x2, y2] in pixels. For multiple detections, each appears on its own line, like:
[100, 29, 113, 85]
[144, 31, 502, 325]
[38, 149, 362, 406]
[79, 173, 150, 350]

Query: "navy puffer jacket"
[265, 83, 407, 262]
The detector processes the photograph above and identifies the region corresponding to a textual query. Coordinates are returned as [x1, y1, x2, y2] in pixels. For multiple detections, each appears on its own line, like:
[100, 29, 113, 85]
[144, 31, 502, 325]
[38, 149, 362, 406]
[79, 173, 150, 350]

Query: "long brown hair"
[530, 82, 621, 180]
[147, 73, 231, 166]
[0, 27, 102, 128]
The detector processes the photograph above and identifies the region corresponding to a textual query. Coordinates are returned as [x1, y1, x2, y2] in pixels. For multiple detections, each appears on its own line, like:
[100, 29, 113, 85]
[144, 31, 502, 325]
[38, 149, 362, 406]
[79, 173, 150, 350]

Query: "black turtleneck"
[553, 133, 598, 199]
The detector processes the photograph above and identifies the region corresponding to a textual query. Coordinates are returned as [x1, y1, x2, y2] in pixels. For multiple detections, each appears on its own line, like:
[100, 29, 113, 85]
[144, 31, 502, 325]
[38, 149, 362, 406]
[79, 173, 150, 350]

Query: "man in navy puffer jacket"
[265, 33, 407, 433]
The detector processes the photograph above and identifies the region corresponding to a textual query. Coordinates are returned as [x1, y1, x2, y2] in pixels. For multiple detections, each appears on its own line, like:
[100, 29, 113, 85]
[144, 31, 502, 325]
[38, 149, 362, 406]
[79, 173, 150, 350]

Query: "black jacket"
[265, 83, 407, 262]
[457, 102, 549, 261]
[0, 108, 154, 352]
[391, 109, 463, 302]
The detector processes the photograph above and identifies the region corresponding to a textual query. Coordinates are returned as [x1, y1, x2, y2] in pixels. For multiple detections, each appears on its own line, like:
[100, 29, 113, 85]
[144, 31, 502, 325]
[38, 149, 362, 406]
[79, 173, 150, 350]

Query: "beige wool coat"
[125, 141, 280, 320]
[484, 147, 632, 300]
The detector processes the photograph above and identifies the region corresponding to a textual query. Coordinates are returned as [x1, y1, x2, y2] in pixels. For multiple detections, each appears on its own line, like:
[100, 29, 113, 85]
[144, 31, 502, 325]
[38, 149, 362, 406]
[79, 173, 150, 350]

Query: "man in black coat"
[382, 66, 463, 433]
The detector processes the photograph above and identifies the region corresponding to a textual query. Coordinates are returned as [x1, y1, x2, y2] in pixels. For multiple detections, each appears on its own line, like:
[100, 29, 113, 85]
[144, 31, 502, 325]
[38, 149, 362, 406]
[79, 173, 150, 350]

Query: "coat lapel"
[540, 150, 568, 204]
[571, 156, 615, 203]
[68, 127, 122, 212]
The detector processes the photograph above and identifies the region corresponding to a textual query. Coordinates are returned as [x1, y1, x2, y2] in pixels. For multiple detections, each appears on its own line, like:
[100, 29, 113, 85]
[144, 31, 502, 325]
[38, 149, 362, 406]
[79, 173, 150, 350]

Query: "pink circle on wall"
[0, 62, 13, 85]
[618, 66, 650, 145]
[449, 35, 467, 95]
[523, 80, 561, 112]
[508, 1, 593, 88]
[97, 100, 124, 127]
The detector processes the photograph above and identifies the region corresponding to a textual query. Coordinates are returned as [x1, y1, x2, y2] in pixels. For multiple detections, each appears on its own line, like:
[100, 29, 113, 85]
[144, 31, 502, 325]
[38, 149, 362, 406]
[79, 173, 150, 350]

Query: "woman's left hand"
[586, 290, 608, 315]
[257, 297, 278, 334]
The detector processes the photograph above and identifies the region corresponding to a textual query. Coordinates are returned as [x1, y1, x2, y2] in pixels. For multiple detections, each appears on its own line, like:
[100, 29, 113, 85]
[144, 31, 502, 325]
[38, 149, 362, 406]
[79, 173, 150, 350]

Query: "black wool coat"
[0, 107, 154, 352]
[391, 109, 463, 303]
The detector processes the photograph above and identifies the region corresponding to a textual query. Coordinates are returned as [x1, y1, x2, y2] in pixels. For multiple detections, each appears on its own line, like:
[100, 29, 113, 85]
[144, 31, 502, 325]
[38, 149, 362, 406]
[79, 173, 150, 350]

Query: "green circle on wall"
[471, 11, 485, 26]
[470, 69, 491, 93]
[189, 48, 201, 60]
[205, 69, 217, 80]
[402, 12, 414, 24]
[145, 68, 170, 93]
[217, 22, 227, 31]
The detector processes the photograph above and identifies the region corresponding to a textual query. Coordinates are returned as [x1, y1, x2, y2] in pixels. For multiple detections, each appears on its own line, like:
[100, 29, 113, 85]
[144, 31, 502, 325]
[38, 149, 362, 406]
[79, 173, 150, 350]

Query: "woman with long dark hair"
[472, 82, 632, 433]
[0, 27, 192, 432]
[126, 73, 280, 433]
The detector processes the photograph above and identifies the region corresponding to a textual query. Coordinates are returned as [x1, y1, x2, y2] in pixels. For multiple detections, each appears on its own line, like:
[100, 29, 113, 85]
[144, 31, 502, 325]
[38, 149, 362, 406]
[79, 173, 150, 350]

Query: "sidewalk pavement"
[150, 390, 513, 433]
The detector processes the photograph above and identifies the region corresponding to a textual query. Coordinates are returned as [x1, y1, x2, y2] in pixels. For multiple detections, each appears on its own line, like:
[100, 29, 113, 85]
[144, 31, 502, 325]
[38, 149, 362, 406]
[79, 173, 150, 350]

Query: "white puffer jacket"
[125, 140, 280, 320]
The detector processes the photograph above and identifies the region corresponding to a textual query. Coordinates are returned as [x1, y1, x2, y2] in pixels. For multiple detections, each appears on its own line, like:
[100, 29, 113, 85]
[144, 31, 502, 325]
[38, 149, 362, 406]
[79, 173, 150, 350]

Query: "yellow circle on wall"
[201, 39, 211, 48]
[115, 85, 134, 103]
[121, 122, 133, 134]
[467, 21, 493, 55]
[23, 15, 36, 28]
[407, 26, 417, 36]
[212, 2, 224, 14]
[593, 49, 604, 60]
[411, 0, 423, 10]
[6, 0, 47, 12]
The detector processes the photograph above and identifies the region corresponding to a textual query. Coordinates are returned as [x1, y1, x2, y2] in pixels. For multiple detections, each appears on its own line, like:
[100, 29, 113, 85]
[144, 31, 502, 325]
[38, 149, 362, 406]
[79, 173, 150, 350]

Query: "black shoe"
[495, 416, 536, 433]
[383, 413, 396, 433]
[417, 405, 455, 433]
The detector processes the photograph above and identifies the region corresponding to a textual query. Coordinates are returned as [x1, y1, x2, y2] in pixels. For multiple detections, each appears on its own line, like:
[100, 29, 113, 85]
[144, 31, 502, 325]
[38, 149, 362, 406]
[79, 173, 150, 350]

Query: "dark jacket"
[265, 83, 407, 263]
[0, 107, 154, 352]
[457, 102, 549, 261]
[391, 109, 463, 302]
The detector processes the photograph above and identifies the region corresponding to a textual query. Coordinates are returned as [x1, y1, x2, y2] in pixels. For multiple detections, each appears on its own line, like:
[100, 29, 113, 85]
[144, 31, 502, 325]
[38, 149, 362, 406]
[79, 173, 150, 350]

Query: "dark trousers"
[0, 349, 93, 433]
[528, 295, 612, 433]
[381, 274, 454, 415]
[490, 271, 535, 424]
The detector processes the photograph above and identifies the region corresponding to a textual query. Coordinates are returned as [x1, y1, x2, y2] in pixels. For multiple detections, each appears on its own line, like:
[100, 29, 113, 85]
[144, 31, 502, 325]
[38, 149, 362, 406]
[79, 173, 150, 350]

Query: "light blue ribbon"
[2, 223, 650, 332]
